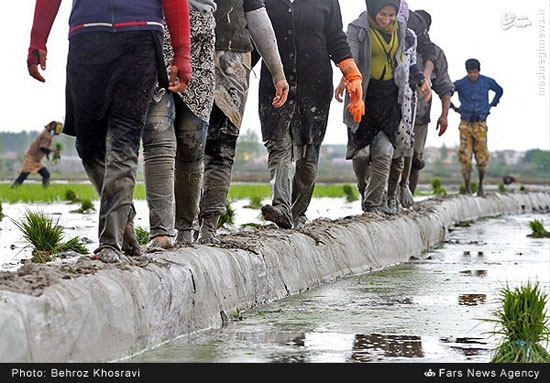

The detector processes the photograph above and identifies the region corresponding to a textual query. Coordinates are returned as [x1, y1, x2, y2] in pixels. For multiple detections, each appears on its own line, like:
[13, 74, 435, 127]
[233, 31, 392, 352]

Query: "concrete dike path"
[0, 191, 549, 362]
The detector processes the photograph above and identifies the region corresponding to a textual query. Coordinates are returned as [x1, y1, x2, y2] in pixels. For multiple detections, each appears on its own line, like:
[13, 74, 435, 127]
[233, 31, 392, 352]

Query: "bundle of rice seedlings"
[11, 210, 88, 263]
[484, 283, 550, 363]
[471, 182, 479, 194]
[52, 142, 63, 164]
[459, 184, 467, 195]
[135, 226, 150, 245]
[247, 196, 263, 209]
[528, 220, 550, 238]
[498, 182, 507, 193]
[218, 200, 235, 229]
[64, 189, 79, 203]
[342, 184, 359, 202]
[75, 199, 95, 214]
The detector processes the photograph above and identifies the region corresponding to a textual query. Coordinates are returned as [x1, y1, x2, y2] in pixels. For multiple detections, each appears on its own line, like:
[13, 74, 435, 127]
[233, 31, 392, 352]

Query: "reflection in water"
[350, 334, 424, 362]
[458, 294, 487, 305]
[459, 270, 488, 277]
[440, 337, 490, 358]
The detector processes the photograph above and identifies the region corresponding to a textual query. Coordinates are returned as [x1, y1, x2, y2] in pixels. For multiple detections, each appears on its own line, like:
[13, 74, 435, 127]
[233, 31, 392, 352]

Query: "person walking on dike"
[197, 0, 290, 244]
[259, 0, 365, 230]
[11, 121, 63, 189]
[27, 0, 192, 263]
[338, 0, 427, 214]
[400, 9, 454, 205]
[142, 1, 217, 251]
[452, 58, 503, 197]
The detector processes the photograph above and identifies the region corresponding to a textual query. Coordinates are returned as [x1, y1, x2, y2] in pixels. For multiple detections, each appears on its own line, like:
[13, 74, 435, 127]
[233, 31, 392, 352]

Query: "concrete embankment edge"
[0, 192, 548, 362]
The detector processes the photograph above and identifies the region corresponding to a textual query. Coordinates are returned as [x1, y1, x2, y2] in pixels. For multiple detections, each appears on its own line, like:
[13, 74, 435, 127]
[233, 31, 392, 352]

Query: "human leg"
[472, 121, 489, 197]
[352, 147, 371, 211]
[143, 92, 176, 250]
[11, 172, 30, 188]
[291, 145, 321, 228]
[364, 131, 395, 212]
[458, 121, 474, 194]
[409, 123, 428, 194]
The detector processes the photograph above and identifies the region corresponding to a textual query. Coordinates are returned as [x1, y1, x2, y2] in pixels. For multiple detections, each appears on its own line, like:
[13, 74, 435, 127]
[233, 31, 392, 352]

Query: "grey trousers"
[265, 129, 320, 225]
[364, 131, 395, 210]
[143, 93, 208, 238]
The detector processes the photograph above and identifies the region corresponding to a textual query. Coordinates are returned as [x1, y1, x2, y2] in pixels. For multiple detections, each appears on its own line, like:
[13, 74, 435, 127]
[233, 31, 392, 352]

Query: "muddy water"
[125, 213, 550, 363]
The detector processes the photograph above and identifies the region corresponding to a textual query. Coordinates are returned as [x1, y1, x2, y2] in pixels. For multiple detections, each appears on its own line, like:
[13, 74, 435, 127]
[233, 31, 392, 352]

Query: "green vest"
[214, 0, 253, 52]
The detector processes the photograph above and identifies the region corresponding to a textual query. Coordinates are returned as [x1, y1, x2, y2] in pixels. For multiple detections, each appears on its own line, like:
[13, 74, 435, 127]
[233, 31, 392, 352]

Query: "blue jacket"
[69, 0, 164, 38]
[453, 74, 503, 122]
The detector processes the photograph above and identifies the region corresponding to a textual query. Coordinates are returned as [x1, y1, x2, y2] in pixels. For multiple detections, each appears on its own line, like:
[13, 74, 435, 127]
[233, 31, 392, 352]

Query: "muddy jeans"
[364, 131, 395, 210]
[265, 128, 320, 225]
[68, 32, 159, 253]
[143, 93, 208, 237]
[199, 104, 238, 221]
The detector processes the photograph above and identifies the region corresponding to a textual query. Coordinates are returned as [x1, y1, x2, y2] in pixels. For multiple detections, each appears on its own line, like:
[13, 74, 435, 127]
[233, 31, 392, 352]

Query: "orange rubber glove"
[338, 58, 365, 123]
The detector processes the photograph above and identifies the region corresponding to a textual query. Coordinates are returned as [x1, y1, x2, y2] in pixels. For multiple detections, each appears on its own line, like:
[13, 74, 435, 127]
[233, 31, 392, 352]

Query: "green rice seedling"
[248, 196, 263, 209]
[57, 237, 89, 255]
[483, 283, 550, 363]
[11, 210, 65, 263]
[64, 189, 79, 203]
[434, 186, 447, 196]
[218, 200, 236, 229]
[135, 226, 150, 245]
[430, 177, 443, 193]
[75, 199, 95, 214]
[528, 220, 550, 238]
[52, 142, 63, 164]
[498, 182, 507, 193]
[520, 185, 526, 192]
[459, 184, 467, 195]
[342, 184, 359, 202]
[471, 182, 478, 194]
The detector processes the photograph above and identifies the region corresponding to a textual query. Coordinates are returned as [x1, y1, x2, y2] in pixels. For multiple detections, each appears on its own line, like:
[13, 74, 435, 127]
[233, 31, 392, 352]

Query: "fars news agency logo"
[424, 369, 436, 378]
[501, 12, 532, 30]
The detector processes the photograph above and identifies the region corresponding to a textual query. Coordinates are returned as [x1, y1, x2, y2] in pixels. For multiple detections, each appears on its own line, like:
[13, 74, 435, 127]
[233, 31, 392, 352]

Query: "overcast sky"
[0, 0, 548, 151]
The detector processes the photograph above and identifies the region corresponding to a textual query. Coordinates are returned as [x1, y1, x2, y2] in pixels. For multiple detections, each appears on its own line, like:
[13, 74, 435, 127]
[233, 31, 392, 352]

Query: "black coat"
[258, 0, 352, 145]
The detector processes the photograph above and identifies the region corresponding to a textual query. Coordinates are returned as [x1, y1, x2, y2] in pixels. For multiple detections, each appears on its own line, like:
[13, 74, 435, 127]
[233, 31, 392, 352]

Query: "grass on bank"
[483, 283, 550, 363]
[0, 183, 364, 204]
[11, 210, 89, 263]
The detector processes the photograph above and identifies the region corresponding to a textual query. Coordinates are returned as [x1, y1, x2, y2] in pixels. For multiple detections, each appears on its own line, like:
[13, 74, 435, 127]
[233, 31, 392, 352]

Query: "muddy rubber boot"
[147, 235, 174, 252]
[175, 230, 194, 247]
[122, 220, 142, 257]
[198, 216, 220, 244]
[42, 177, 50, 188]
[463, 172, 472, 195]
[11, 181, 21, 189]
[477, 170, 486, 197]
[92, 247, 121, 263]
[261, 204, 293, 229]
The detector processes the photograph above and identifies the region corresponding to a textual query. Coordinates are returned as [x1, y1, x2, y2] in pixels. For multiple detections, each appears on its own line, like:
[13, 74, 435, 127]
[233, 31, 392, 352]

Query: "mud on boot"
[92, 247, 121, 263]
[122, 221, 142, 257]
[261, 204, 293, 229]
[198, 216, 220, 244]
[175, 230, 194, 247]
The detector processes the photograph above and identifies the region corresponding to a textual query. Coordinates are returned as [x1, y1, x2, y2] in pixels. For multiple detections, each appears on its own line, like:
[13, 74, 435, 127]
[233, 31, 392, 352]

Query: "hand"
[168, 62, 191, 93]
[436, 115, 448, 136]
[346, 78, 365, 123]
[27, 48, 48, 83]
[419, 80, 432, 102]
[272, 79, 289, 108]
[334, 80, 346, 103]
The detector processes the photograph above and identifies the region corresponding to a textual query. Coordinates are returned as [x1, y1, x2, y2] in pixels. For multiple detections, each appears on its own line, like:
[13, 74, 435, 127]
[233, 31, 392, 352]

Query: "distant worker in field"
[452, 58, 503, 197]
[11, 121, 63, 188]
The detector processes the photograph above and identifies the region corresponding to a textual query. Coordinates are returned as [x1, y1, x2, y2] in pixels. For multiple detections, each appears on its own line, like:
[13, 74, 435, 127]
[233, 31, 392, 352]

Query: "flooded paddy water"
[123, 213, 549, 363]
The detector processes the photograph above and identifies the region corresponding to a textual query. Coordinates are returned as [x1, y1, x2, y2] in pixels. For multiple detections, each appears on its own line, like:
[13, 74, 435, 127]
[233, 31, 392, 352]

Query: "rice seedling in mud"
[64, 189, 79, 203]
[528, 220, 550, 238]
[11, 210, 89, 263]
[498, 182, 507, 193]
[73, 199, 95, 214]
[471, 181, 479, 194]
[342, 184, 359, 202]
[218, 200, 236, 229]
[520, 185, 527, 192]
[459, 184, 467, 195]
[245, 195, 263, 209]
[135, 226, 150, 245]
[483, 283, 550, 363]
[430, 177, 447, 196]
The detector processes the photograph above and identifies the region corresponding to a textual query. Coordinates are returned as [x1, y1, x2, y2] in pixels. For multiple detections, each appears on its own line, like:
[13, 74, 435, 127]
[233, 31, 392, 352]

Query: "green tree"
[524, 150, 550, 171]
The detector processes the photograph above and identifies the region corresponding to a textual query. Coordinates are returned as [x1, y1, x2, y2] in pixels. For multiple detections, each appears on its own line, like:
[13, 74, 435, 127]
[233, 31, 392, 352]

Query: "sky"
[0, 0, 548, 151]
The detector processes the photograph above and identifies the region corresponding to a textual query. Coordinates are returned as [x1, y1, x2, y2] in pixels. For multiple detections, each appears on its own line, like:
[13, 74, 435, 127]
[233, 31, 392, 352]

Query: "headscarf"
[465, 58, 481, 71]
[366, 0, 401, 20]
[415, 9, 432, 31]
[46, 121, 63, 135]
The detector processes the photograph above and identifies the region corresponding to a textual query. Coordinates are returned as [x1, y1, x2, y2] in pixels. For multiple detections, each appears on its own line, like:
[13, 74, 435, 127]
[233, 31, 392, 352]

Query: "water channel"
[124, 212, 550, 363]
